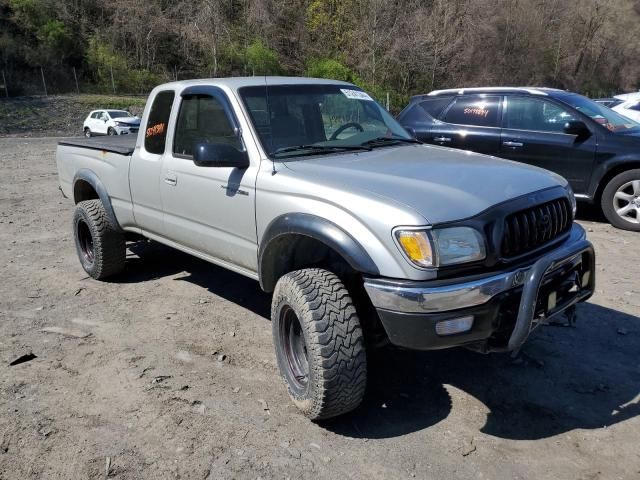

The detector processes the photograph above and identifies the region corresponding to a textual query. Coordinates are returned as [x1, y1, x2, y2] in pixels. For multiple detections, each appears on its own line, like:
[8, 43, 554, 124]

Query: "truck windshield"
[239, 84, 413, 158]
[559, 94, 640, 133]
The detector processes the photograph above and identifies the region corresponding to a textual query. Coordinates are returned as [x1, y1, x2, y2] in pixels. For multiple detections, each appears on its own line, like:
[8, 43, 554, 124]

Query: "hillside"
[0, 95, 146, 137]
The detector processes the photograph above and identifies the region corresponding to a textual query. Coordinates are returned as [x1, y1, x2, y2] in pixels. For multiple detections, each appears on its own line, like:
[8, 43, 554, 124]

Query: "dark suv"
[398, 87, 640, 231]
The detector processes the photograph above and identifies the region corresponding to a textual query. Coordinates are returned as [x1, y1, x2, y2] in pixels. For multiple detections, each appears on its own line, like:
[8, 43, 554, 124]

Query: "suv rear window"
[145, 90, 175, 154]
[442, 96, 501, 127]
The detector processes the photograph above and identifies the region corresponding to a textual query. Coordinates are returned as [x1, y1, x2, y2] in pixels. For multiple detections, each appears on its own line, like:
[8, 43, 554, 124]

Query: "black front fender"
[258, 213, 379, 292]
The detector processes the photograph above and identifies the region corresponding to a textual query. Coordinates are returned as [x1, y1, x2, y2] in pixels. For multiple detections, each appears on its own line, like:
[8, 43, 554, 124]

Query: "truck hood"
[283, 144, 567, 224]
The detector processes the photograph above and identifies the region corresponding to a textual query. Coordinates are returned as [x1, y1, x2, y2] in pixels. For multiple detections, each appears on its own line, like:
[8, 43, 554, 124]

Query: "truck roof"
[155, 76, 354, 90]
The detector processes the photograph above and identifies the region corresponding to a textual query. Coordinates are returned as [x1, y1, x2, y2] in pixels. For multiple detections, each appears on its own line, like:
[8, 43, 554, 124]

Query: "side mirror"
[193, 142, 250, 168]
[564, 120, 590, 137]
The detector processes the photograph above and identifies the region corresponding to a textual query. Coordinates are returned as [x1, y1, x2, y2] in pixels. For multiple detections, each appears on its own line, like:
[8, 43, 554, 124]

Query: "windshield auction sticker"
[340, 89, 374, 101]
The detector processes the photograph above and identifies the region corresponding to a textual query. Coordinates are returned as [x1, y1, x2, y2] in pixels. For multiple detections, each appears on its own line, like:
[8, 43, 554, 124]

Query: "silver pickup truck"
[56, 77, 595, 420]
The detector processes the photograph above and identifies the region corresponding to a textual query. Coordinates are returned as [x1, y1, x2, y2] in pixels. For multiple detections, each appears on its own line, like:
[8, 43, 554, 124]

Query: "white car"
[83, 110, 140, 137]
[611, 98, 640, 123]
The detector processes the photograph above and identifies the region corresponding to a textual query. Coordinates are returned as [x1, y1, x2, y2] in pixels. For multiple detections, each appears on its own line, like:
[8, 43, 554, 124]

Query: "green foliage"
[305, 58, 358, 82]
[38, 19, 68, 46]
[8, 0, 46, 29]
[305, 0, 357, 54]
[245, 40, 282, 76]
[86, 36, 163, 93]
[74, 94, 147, 110]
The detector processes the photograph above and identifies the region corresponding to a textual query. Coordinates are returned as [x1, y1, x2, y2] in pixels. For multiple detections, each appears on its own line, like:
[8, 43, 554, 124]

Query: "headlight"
[116, 122, 129, 127]
[395, 227, 486, 268]
[566, 185, 577, 218]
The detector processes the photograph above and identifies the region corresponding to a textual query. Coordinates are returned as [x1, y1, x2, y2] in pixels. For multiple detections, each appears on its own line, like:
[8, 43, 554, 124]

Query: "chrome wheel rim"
[613, 179, 640, 224]
[77, 219, 95, 264]
[280, 305, 309, 389]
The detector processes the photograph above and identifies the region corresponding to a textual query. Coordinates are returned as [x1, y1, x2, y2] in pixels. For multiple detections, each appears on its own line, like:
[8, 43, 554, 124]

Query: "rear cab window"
[144, 90, 175, 154]
[442, 95, 501, 127]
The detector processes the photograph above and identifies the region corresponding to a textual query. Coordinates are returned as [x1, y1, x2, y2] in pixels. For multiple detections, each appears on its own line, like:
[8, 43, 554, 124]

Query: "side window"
[504, 97, 576, 132]
[442, 96, 501, 127]
[90, 112, 99, 119]
[398, 104, 431, 124]
[145, 90, 175, 155]
[173, 94, 242, 157]
[418, 97, 453, 118]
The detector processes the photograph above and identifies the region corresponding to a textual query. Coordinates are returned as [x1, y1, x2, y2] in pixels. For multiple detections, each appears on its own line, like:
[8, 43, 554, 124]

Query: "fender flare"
[258, 213, 379, 292]
[72, 169, 122, 231]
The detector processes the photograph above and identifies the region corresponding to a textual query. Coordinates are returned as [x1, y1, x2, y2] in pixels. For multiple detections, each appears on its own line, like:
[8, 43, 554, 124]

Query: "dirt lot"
[0, 137, 639, 480]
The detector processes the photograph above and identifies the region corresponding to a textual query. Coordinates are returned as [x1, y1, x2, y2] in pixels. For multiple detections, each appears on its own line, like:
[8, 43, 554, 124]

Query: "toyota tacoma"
[56, 77, 595, 420]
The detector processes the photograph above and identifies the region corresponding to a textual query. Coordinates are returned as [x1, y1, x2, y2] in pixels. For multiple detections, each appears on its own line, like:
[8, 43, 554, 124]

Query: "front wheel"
[601, 169, 640, 231]
[271, 268, 367, 420]
[107, 127, 116, 136]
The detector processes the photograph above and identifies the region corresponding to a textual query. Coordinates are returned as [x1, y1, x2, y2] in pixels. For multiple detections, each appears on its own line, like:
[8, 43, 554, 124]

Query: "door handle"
[434, 136, 452, 143]
[503, 141, 524, 148]
[164, 174, 177, 186]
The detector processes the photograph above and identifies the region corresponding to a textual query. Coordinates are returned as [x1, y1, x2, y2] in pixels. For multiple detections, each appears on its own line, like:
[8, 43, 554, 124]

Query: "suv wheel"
[601, 169, 640, 231]
[271, 268, 367, 420]
[73, 200, 125, 279]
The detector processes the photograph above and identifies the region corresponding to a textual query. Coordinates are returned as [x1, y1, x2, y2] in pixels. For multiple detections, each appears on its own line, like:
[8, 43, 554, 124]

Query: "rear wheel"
[601, 169, 640, 231]
[271, 268, 367, 420]
[84, 128, 92, 138]
[73, 200, 125, 279]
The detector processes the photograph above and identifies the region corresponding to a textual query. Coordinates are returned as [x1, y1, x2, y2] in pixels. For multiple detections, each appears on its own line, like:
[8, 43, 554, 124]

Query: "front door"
[160, 87, 259, 273]
[429, 95, 503, 155]
[95, 111, 109, 135]
[499, 96, 596, 194]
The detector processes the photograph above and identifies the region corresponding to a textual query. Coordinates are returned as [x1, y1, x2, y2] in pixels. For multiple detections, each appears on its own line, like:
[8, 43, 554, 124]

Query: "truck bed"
[58, 135, 136, 155]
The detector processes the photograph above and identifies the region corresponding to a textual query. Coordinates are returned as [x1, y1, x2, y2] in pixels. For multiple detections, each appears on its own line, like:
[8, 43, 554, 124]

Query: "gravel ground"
[1, 137, 639, 480]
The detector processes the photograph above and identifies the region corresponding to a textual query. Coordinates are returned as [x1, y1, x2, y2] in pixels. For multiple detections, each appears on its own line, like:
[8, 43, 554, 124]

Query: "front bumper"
[364, 224, 595, 352]
[114, 125, 139, 135]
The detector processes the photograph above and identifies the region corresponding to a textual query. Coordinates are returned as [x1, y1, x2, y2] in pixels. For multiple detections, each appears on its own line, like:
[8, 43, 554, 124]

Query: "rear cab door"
[130, 89, 176, 236]
[429, 94, 503, 155]
[499, 95, 596, 194]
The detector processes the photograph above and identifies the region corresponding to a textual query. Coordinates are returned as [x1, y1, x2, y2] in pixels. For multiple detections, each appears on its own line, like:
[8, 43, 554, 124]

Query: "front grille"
[501, 197, 572, 257]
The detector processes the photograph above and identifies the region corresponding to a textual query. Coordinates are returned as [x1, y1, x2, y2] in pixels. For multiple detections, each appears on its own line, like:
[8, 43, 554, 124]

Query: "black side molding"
[72, 169, 122, 231]
[258, 213, 379, 292]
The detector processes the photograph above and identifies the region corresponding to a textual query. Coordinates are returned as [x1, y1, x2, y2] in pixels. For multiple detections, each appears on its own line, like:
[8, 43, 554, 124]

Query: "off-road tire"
[84, 128, 92, 138]
[271, 268, 367, 420]
[601, 168, 640, 232]
[73, 200, 125, 279]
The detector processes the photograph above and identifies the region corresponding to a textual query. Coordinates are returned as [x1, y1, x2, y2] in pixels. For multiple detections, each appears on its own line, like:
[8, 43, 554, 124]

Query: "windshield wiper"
[360, 136, 422, 148]
[270, 144, 372, 157]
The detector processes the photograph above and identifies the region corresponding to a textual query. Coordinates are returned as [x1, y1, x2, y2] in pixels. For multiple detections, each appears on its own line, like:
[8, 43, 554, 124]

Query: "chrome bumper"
[364, 223, 595, 351]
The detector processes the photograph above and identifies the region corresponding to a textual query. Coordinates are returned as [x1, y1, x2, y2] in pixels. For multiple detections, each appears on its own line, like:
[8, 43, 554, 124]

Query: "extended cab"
[56, 78, 595, 420]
